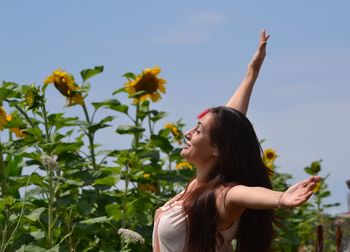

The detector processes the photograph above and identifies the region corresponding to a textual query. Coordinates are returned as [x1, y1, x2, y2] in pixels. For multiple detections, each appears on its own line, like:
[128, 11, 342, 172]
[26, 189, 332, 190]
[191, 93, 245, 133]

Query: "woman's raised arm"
[224, 176, 321, 210]
[225, 30, 270, 115]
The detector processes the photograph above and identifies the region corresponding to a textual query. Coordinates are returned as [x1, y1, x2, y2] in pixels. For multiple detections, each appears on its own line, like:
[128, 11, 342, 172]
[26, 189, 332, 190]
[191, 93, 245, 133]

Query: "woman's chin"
[180, 149, 190, 159]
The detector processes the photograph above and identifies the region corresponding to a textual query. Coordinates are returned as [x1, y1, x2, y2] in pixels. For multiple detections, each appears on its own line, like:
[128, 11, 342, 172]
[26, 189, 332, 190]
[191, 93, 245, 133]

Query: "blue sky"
[1, 1, 349, 214]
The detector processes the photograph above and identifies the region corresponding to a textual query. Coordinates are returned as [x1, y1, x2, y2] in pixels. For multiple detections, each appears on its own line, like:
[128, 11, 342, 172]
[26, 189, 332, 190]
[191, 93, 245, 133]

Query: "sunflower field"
[0, 66, 346, 251]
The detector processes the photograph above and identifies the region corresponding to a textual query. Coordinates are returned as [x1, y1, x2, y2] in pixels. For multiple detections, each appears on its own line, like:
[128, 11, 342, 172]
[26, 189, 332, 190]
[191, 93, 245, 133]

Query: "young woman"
[152, 30, 320, 252]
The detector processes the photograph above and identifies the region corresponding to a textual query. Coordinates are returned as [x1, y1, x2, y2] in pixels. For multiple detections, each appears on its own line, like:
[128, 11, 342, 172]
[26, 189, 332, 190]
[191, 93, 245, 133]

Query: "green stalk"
[4, 99, 35, 129]
[147, 106, 154, 135]
[41, 103, 50, 144]
[167, 154, 172, 170]
[47, 161, 54, 248]
[40, 100, 54, 248]
[122, 164, 129, 228]
[0, 141, 9, 252]
[82, 104, 97, 170]
[0, 142, 8, 198]
[134, 102, 140, 147]
[121, 165, 129, 249]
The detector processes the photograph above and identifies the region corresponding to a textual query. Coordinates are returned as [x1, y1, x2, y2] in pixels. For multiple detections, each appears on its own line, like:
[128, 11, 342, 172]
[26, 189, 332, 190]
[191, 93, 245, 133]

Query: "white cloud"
[190, 11, 229, 25]
[151, 10, 229, 46]
[152, 30, 207, 46]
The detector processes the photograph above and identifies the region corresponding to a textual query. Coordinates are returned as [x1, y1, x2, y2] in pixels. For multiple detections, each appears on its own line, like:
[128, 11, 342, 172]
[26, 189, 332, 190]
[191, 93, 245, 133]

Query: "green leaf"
[16, 244, 47, 252]
[7, 155, 24, 176]
[89, 115, 115, 134]
[105, 203, 123, 221]
[92, 99, 128, 114]
[318, 191, 331, 198]
[10, 173, 45, 188]
[0, 81, 21, 102]
[80, 66, 104, 82]
[0, 197, 15, 210]
[24, 207, 45, 222]
[123, 72, 136, 80]
[47, 113, 79, 130]
[79, 216, 109, 224]
[116, 125, 145, 135]
[94, 175, 119, 186]
[150, 135, 173, 153]
[150, 110, 168, 122]
[30, 230, 45, 240]
[112, 87, 126, 95]
[49, 141, 84, 155]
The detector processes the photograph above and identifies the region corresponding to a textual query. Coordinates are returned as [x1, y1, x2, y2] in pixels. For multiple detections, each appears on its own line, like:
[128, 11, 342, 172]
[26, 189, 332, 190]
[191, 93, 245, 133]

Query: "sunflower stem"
[47, 160, 54, 248]
[41, 103, 51, 144]
[82, 103, 97, 170]
[147, 106, 153, 135]
[122, 164, 129, 229]
[5, 100, 35, 129]
[0, 140, 10, 251]
[134, 102, 140, 147]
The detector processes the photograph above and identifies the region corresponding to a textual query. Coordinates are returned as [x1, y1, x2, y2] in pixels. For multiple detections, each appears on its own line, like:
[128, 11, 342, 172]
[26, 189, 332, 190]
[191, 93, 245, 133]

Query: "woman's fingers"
[260, 29, 270, 44]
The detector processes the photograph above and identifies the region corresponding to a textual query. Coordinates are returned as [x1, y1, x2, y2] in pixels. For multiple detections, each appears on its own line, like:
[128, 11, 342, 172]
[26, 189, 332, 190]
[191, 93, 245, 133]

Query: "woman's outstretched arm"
[225, 30, 270, 115]
[224, 176, 321, 210]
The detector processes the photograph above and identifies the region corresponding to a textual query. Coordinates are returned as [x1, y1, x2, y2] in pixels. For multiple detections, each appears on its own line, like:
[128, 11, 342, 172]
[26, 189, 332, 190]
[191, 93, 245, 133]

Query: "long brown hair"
[182, 107, 273, 252]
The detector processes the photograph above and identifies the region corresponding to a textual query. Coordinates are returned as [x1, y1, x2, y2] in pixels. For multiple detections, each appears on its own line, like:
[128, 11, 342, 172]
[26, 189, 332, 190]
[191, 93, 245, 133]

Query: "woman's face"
[180, 112, 218, 166]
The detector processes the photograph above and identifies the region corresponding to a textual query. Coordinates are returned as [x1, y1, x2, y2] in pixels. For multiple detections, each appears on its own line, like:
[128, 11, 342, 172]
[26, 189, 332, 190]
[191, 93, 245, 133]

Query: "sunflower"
[0, 107, 7, 131]
[176, 161, 193, 170]
[165, 123, 182, 144]
[263, 148, 277, 163]
[124, 66, 166, 103]
[313, 181, 321, 193]
[6, 114, 26, 138]
[24, 85, 41, 110]
[44, 69, 84, 106]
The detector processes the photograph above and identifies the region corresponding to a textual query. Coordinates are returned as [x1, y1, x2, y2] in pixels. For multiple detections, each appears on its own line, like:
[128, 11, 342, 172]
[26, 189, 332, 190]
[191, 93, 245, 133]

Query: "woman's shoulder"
[215, 185, 244, 229]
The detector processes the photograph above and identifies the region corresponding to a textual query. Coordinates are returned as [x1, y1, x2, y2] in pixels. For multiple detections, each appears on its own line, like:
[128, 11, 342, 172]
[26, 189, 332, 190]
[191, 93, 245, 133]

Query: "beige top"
[153, 193, 239, 252]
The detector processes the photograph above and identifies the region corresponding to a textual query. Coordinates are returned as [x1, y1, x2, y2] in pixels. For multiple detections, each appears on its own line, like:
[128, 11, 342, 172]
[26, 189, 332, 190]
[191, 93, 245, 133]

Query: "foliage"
[0, 67, 194, 251]
[268, 155, 341, 251]
[0, 66, 342, 251]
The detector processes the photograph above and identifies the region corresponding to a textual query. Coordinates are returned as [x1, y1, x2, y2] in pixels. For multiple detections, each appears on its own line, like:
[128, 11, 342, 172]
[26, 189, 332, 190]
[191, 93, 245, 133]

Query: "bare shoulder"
[217, 185, 248, 205]
[215, 185, 245, 227]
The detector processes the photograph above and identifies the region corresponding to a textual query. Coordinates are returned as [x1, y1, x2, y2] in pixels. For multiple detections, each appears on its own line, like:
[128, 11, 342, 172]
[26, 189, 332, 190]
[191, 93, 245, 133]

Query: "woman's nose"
[184, 128, 194, 140]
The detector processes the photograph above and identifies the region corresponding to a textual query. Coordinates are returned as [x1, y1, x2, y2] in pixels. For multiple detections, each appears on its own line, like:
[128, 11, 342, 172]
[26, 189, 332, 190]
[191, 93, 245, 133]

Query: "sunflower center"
[134, 74, 159, 94]
[266, 152, 275, 160]
[26, 92, 34, 106]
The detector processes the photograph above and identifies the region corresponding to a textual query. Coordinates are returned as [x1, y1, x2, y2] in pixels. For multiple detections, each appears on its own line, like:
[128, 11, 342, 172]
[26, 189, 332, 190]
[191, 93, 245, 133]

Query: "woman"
[152, 30, 320, 252]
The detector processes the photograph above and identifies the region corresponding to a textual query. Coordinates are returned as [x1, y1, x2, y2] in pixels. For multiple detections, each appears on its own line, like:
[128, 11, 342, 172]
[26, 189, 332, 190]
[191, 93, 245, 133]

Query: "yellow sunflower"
[44, 69, 84, 106]
[313, 181, 321, 193]
[263, 148, 277, 163]
[24, 86, 41, 110]
[0, 107, 7, 131]
[6, 114, 26, 138]
[176, 161, 193, 170]
[165, 123, 182, 144]
[124, 66, 166, 103]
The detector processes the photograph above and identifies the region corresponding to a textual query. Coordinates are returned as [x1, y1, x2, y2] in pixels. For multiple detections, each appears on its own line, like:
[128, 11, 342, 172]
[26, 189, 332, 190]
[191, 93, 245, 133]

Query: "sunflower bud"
[24, 85, 41, 110]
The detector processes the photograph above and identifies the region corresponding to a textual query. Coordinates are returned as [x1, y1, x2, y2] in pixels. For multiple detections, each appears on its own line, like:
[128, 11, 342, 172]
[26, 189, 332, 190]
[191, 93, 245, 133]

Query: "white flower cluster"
[118, 228, 145, 244]
[41, 155, 58, 169]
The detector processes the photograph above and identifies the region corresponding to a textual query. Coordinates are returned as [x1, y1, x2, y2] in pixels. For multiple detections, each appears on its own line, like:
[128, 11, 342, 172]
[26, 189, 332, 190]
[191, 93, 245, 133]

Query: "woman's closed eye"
[193, 126, 201, 134]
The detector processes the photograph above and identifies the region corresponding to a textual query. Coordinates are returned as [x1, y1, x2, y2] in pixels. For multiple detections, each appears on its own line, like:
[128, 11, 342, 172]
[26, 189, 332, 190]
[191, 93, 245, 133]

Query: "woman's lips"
[184, 142, 191, 149]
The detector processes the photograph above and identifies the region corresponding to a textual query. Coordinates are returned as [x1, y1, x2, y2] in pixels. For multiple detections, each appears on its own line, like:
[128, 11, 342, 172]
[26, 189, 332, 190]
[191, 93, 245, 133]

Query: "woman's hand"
[279, 176, 321, 208]
[225, 29, 270, 114]
[247, 29, 270, 72]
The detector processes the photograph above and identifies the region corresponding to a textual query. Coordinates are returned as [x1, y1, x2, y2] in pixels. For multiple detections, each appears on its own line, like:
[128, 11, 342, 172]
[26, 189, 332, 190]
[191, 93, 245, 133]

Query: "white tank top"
[153, 193, 239, 252]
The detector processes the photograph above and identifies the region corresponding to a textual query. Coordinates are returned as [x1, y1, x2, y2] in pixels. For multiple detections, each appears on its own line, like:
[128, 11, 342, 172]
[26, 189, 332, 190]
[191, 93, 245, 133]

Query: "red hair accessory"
[197, 108, 210, 119]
